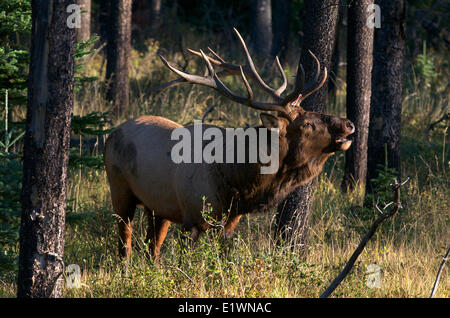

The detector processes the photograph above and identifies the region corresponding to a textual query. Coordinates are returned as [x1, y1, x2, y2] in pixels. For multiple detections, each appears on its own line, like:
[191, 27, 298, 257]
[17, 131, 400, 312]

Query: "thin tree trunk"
[250, 0, 272, 58]
[342, 0, 374, 191]
[329, 2, 346, 103]
[106, 0, 132, 118]
[271, 0, 291, 63]
[76, 0, 91, 42]
[367, 0, 406, 193]
[149, 0, 162, 32]
[276, 0, 339, 254]
[99, 0, 110, 44]
[18, 0, 75, 298]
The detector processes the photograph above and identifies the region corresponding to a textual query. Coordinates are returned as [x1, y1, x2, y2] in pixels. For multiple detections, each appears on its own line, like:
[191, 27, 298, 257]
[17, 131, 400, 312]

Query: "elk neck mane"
[211, 137, 332, 216]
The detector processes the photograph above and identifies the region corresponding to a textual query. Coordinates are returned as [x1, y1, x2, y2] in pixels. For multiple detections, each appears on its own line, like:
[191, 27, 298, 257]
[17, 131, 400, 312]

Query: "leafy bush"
[0, 152, 22, 273]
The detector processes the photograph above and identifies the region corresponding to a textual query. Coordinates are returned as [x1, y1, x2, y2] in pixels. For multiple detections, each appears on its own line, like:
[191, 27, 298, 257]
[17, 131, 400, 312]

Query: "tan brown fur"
[104, 110, 354, 261]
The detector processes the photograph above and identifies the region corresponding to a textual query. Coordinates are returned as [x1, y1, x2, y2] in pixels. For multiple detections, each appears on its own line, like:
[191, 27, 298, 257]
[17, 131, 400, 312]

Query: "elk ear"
[260, 113, 288, 134]
[260, 113, 279, 128]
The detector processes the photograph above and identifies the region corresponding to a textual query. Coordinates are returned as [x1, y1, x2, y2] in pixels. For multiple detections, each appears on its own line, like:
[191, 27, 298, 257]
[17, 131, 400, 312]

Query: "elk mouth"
[334, 135, 353, 151]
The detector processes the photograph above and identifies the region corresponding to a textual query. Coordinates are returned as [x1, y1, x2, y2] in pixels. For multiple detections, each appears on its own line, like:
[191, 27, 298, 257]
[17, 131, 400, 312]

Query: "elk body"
[104, 29, 355, 261]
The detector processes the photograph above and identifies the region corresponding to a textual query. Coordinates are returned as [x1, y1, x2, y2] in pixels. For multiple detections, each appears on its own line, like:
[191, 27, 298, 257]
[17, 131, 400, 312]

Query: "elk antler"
[282, 50, 328, 106]
[159, 50, 288, 114]
[156, 28, 328, 117]
[187, 28, 287, 103]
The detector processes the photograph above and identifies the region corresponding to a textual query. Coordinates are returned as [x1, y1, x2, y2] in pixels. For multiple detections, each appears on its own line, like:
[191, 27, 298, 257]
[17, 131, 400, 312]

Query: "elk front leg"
[145, 208, 171, 263]
[223, 214, 242, 238]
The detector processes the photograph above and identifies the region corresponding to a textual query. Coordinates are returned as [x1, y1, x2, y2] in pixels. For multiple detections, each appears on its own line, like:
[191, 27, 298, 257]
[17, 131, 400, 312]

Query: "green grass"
[0, 29, 448, 298]
[53, 170, 449, 298]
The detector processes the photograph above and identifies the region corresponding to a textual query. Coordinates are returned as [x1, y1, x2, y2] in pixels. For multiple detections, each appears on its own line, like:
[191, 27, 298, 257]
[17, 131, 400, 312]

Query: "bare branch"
[320, 178, 408, 298]
[430, 246, 450, 298]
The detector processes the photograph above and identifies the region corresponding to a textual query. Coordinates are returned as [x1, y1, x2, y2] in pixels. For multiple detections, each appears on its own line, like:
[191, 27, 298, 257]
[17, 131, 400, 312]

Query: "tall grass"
[0, 30, 448, 298]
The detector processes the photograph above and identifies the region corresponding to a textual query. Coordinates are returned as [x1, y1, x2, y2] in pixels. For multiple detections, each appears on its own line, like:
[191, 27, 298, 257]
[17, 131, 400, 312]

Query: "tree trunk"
[76, 0, 91, 42]
[106, 0, 132, 118]
[329, 2, 346, 103]
[271, 0, 291, 63]
[276, 182, 314, 254]
[250, 0, 272, 58]
[342, 0, 374, 191]
[149, 0, 162, 32]
[366, 0, 406, 193]
[18, 0, 75, 298]
[276, 0, 339, 255]
[99, 0, 110, 44]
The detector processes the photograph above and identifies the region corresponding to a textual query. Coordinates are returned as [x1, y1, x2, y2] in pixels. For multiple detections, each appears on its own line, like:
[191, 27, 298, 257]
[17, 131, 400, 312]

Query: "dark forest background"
[0, 0, 448, 298]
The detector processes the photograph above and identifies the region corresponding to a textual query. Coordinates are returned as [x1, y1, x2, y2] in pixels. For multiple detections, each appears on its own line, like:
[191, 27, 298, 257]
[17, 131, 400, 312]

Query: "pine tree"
[18, 0, 75, 298]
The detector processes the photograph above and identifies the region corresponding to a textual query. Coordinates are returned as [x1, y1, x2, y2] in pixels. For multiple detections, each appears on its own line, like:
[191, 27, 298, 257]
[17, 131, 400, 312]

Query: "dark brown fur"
[104, 109, 354, 261]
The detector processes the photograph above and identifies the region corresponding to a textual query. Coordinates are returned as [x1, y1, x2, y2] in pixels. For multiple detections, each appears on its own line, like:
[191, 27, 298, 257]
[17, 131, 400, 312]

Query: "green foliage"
[0, 0, 31, 112]
[75, 35, 100, 88]
[70, 111, 113, 170]
[0, 47, 28, 112]
[69, 151, 104, 170]
[366, 165, 400, 207]
[0, 0, 106, 273]
[0, 0, 31, 37]
[0, 152, 22, 273]
[0, 95, 24, 274]
[364, 143, 400, 210]
[415, 42, 438, 88]
[71, 111, 113, 137]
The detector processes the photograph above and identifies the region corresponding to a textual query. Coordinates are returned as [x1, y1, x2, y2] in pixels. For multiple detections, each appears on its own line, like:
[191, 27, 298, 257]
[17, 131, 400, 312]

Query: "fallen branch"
[429, 246, 450, 298]
[320, 178, 408, 298]
[425, 112, 449, 139]
[202, 105, 216, 123]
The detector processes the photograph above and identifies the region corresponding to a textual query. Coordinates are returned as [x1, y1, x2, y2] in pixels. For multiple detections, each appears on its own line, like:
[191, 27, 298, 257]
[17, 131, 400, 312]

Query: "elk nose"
[345, 120, 355, 134]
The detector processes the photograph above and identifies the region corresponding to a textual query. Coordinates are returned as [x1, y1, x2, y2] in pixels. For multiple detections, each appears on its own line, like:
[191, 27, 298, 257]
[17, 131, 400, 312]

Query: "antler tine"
[159, 55, 216, 87]
[207, 47, 226, 64]
[199, 49, 215, 75]
[274, 56, 288, 96]
[282, 63, 305, 105]
[187, 29, 287, 103]
[308, 50, 320, 86]
[187, 48, 240, 75]
[159, 53, 288, 115]
[296, 50, 325, 103]
[298, 67, 327, 104]
[239, 65, 254, 103]
[232, 28, 284, 102]
[282, 50, 327, 106]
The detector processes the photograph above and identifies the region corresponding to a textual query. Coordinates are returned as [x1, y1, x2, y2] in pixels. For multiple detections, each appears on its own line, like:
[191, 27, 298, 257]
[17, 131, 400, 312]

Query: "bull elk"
[104, 28, 355, 261]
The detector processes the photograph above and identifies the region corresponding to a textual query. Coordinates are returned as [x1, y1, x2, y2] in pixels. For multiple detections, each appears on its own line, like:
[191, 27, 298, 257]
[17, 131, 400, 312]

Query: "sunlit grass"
[58, 169, 448, 298]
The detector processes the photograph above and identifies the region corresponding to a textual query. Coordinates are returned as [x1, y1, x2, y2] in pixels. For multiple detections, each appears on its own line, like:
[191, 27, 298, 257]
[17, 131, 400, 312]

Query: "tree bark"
[106, 0, 132, 118]
[329, 2, 346, 102]
[271, 0, 291, 63]
[149, 0, 162, 32]
[250, 0, 272, 58]
[18, 0, 75, 298]
[342, 0, 374, 191]
[276, 0, 339, 255]
[76, 0, 91, 42]
[366, 0, 406, 193]
[276, 182, 314, 254]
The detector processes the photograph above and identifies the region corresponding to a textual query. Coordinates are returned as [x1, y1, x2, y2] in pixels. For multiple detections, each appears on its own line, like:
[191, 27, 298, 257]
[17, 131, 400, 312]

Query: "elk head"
[158, 28, 354, 171]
